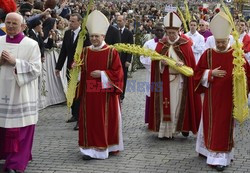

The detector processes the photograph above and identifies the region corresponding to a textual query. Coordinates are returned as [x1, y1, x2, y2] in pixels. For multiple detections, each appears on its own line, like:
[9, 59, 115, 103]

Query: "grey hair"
[6, 12, 24, 24]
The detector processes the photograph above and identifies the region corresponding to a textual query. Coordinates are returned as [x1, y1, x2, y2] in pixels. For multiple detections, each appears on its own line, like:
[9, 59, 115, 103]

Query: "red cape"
[148, 37, 201, 134]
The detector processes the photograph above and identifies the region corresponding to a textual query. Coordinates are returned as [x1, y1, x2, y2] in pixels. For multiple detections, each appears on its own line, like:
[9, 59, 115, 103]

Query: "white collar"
[119, 26, 125, 32]
[90, 41, 106, 50]
[32, 29, 39, 36]
[240, 32, 246, 39]
[188, 31, 198, 36]
[72, 27, 81, 35]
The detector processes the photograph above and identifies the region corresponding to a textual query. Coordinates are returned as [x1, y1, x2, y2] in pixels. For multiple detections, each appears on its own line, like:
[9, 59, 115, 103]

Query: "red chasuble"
[148, 37, 201, 134]
[194, 48, 250, 152]
[77, 45, 123, 149]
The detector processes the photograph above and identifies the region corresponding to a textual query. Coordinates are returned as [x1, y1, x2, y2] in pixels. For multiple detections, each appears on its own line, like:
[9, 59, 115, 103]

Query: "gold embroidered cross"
[163, 98, 170, 109]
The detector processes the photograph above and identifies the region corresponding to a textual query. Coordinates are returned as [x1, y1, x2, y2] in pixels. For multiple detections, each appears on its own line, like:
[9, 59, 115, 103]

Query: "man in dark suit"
[101, 10, 121, 45]
[117, 15, 134, 101]
[55, 13, 90, 130]
[56, 13, 82, 77]
[28, 19, 46, 62]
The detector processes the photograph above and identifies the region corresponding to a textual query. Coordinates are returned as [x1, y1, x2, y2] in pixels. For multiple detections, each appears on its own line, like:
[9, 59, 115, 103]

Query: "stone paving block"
[0, 69, 248, 173]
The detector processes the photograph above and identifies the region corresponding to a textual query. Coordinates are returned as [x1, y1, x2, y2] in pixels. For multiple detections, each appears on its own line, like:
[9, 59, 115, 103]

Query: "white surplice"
[0, 36, 41, 128]
[185, 31, 205, 64]
[139, 38, 157, 97]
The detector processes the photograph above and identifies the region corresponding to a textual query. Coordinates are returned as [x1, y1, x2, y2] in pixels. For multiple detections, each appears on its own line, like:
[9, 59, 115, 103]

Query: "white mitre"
[163, 12, 182, 29]
[210, 11, 232, 39]
[86, 10, 109, 35]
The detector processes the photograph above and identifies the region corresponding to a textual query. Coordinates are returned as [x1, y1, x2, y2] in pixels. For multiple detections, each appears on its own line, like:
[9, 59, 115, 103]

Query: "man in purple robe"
[198, 19, 212, 42]
[0, 12, 41, 173]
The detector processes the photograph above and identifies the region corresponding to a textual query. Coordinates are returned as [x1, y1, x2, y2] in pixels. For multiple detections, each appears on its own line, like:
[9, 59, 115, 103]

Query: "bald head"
[5, 12, 23, 36]
[199, 19, 209, 32]
[6, 13, 23, 24]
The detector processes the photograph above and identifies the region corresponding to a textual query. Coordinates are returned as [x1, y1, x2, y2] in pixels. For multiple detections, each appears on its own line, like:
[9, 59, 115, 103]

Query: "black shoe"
[198, 153, 207, 158]
[73, 122, 79, 131]
[158, 137, 173, 140]
[66, 116, 77, 123]
[182, 132, 189, 137]
[216, 165, 225, 172]
[82, 155, 92, 160]
[5, 169, 16, 173]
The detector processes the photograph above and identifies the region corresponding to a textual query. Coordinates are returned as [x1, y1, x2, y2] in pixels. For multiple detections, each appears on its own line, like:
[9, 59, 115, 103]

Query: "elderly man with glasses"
[198, 19, 212, 42]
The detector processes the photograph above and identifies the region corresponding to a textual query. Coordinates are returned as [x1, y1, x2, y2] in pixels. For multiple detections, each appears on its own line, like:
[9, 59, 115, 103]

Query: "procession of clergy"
[1, 1, 250, 173]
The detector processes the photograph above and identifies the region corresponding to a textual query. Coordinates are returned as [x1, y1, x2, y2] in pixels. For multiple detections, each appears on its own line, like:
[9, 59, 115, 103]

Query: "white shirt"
[118, 26, 125, 34]
[72, 27, 81, 43]
[32, 29, 39, 37]
[185, 31, 205, 64]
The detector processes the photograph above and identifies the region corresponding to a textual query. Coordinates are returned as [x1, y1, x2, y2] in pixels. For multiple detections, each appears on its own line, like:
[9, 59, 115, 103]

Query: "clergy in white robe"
[185, 20, 205, 64]
[0, 13, 41, 173]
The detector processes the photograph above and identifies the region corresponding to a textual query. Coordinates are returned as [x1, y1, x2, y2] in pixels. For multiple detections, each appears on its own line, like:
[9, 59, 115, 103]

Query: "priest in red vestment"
[76, 10, 124, 160]
[148, 12, 201, 139]
[194, 12, 250, 172]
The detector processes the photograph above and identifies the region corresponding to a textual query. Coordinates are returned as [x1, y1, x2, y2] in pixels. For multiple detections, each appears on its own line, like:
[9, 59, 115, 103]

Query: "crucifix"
[1, 95, 10, 103]
[163, 97, 170, 109]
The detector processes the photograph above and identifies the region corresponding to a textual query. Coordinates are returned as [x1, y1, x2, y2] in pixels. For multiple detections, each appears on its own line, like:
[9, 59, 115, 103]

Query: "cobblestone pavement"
[1, 69, 250, 173]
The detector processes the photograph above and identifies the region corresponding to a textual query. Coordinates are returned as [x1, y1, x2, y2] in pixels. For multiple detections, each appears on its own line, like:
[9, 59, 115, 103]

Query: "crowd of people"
[0, 0, 250, 173]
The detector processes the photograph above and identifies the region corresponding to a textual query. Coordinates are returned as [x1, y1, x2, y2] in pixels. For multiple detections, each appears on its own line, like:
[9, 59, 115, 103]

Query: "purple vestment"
[199, 30, 212, 42]
[145, 96, 150, 123]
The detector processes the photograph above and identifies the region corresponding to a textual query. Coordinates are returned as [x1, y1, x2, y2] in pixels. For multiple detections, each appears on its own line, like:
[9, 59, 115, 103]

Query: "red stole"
[77, 45, 123, 148]
[148, 37, 201, 133]
[194, 48, 250, 152]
